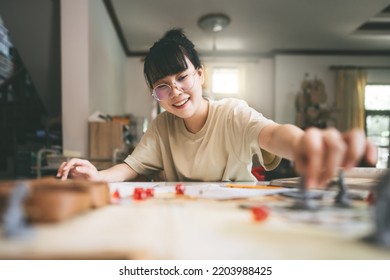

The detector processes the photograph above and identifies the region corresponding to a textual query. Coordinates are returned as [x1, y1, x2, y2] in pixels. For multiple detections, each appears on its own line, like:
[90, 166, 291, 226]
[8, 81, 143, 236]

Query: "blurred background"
[0, 0, 389, 179]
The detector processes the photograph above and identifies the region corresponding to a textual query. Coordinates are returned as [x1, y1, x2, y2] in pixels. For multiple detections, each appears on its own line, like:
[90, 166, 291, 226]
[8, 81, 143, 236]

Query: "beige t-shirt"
[124, 98, 281, 181]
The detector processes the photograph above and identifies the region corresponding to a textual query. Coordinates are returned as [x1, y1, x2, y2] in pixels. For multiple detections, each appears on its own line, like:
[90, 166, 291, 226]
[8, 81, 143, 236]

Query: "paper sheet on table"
[109, 182, 294, 200]
[157, 183, 294, 200]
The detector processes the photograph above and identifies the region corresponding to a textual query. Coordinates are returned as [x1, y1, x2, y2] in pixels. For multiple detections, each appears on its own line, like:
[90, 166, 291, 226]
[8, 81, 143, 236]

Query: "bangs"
[144, 44, 188, 88]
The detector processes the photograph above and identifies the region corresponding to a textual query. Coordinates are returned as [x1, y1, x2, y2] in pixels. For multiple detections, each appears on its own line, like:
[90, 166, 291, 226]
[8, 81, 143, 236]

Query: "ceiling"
[106, 0, 390, 57]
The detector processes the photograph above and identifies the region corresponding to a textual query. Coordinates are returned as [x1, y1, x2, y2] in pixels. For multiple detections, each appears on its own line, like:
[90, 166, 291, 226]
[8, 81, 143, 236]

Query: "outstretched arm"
[258, 124, 377, 188]
[57, 158, 138, 182]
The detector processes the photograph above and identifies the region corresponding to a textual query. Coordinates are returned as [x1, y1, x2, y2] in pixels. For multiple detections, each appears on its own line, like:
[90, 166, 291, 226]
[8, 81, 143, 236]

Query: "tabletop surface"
[1, 181, 390, 260]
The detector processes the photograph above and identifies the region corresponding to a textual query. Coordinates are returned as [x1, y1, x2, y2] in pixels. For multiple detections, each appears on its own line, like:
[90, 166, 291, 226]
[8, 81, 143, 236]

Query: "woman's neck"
[183, 98, 209, 134]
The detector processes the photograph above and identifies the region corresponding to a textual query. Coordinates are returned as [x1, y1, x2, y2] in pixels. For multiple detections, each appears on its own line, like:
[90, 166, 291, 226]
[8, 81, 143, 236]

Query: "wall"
[274, 55, 390, 125]
[61, 0, 89, 157]
[201, 57, 275, 119]
[125, 57, 156, 121]
[89, 1, 126, 115]
[368, 69, 390, 84]
[61, 0, 127, 157]
[243, 58, 274, 119]
[124, 56, 275, 122]
[124, 54, 390, 126]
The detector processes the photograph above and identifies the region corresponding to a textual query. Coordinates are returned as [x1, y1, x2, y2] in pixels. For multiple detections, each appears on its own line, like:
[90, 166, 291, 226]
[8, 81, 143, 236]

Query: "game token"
[251, 206, 269, 222]
[364, 170, 390, 248]
[112, 189, 120, 199]
[289, 176, 319, 210]
[334, 170, 352, 208]
[133, 187, 147, 200]
[145, 188, 154, 197]
[175, 183, 185, 195]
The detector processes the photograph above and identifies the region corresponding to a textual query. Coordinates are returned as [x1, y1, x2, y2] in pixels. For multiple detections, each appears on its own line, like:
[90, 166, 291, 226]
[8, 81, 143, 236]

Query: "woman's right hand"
[57, 158, 100, 181]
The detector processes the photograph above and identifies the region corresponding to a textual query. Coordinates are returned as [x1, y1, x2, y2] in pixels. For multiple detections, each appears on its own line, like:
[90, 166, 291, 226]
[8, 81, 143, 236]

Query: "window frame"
[364, 83, 390, 168]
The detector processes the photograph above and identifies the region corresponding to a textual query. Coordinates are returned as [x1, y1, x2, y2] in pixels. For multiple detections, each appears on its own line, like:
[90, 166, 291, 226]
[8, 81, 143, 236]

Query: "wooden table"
[1, 182, 390, 260]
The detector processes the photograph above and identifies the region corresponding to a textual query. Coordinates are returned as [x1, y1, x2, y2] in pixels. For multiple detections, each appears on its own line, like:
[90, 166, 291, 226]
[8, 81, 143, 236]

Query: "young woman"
[57, 28, 377, 188]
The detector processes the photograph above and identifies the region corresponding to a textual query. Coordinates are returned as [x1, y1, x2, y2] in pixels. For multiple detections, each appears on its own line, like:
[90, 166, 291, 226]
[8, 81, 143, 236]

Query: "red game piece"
[112, 189, 120, 199]
[175, 183, 185, 195]
[145, 188, 154, 198]
[133, 187, 146, 200]
[251, 205, 269, 222]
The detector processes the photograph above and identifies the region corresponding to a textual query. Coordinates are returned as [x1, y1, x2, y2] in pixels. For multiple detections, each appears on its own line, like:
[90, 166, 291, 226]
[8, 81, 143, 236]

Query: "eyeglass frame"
[151, 69, 199, 101]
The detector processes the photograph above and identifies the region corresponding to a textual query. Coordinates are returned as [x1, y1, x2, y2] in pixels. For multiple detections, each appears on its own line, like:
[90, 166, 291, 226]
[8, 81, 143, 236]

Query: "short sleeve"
[124, 120, 163, 177]
[226, 99, 281, 170]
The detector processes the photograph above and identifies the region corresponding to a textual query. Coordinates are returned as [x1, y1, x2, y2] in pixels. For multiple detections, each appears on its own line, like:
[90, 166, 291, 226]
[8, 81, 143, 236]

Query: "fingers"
[295, 127, 344, 188]
[341, 129, 366, 168]
[342, 129, 378, 168]
[56, 158, 97, 180]
[318, 128, 346, 185]
[295, 127, 377, 189]
[365, 140, 378, 166]
[294, 128, 323, 188]
[57, 161, 70, 179]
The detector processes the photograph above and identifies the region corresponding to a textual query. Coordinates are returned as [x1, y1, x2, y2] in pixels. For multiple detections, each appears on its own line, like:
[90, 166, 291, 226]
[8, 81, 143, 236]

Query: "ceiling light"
[198, 13, 231, 33]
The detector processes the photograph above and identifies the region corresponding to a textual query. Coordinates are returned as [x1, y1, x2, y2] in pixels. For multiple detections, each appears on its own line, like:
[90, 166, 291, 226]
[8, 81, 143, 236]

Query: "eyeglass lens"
[153, 71, 196, 100]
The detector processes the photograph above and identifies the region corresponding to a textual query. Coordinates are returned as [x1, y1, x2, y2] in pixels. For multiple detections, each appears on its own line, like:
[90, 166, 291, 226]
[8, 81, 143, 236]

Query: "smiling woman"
[57, 28, 378, 189]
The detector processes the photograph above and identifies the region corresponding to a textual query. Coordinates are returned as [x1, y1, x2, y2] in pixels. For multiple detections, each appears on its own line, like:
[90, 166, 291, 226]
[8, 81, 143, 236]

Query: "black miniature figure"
[334, 170, 352, 208]
[369, 170, 390, 248]
[289, 176, 319, 210]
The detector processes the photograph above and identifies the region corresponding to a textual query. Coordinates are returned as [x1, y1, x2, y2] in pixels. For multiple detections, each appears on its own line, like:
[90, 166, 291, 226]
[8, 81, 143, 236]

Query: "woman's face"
[152, 57, 205, 119]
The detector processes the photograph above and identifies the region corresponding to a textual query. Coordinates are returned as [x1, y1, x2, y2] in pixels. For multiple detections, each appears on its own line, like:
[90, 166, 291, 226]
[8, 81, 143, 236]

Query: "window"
[365, 84, 390, 168]
[211, 67, 239, 95]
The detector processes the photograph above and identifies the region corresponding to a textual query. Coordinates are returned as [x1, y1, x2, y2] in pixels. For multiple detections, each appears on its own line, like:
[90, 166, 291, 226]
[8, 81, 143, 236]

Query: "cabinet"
[88, 122, 124, 161]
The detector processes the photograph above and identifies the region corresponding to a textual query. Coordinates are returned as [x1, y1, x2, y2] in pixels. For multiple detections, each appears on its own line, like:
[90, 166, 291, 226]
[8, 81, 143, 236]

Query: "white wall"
[201, 57, 275, 119]
[244, 58, 274, 119]
[125, 57, 155, 121]
[274, 55, 390, 124]
[61, 0, 127, 157]
[61, 0, 90, 157]
[368, 69, 390, 84]
[89, 1, 126, 115]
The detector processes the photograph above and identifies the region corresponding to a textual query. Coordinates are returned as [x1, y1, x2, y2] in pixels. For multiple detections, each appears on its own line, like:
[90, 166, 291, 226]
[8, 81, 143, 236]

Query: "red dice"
[112, 189, 120, 199]
[133, 187, 154, 200]
[133, 187, 147, 200]
[145, 188, 154, 198]
[175, 183, 185, 195]
[251, 205, 269, 222]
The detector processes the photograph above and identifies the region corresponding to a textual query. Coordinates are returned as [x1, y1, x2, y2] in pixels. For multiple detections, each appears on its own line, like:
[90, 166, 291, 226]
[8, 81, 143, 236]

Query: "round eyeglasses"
[152, 70, 198, 101]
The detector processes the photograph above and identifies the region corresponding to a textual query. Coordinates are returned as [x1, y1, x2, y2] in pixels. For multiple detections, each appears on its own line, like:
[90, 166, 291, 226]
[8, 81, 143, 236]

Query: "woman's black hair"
[144, 28, 202, 89]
